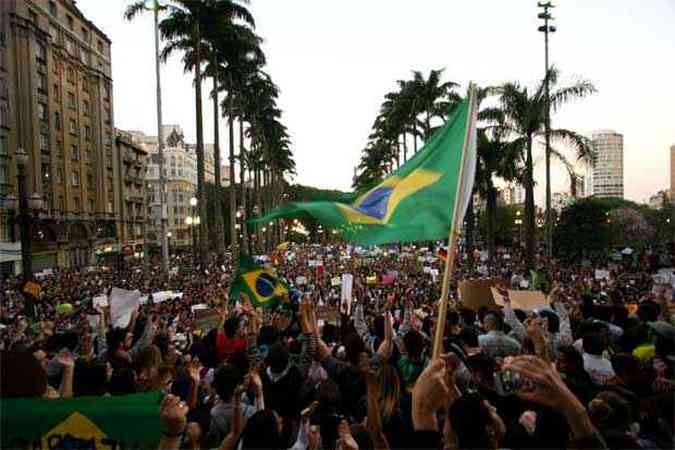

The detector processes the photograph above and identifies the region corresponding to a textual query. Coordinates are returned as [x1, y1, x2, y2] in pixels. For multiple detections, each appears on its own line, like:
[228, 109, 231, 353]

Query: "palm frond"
[123, 1, 148, 21]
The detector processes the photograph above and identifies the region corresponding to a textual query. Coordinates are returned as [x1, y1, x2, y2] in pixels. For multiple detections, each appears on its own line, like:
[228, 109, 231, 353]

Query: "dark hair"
[637, 301, 660, 323]
[322, 323, 338, 343]
[449, 394, 491, 449]
[403, 330, 425, 361]
[459, 308, 476, 327]
[108, 367, 136, 395]
[583, 333, 606, 356]
[373, 315, 385, 340]
[344, 333, 365, 366]
[514, 309, 528, 323]
[0, 351, 47, 398]
[558, 345, 584, 372]
[213, 364, 244, 401]
[610, 353, 641, 380]
[240, 410, 282, 450]
[539, 310, 560, 333]
[224, 316, 240, 339]
[447, 310, 460, 328]
[266, 342, 289, 374]
[317, 378, 341, 413]
[106, 327, 127, 353]
[484, 312, 504, 331]
[459, 326, 479, 348]
[259, 325, 280, 347]
[74, 360, 109, 396]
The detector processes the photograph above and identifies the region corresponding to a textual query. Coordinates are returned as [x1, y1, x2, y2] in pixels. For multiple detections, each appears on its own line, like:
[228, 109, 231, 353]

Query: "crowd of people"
[1, 242, 674, 450]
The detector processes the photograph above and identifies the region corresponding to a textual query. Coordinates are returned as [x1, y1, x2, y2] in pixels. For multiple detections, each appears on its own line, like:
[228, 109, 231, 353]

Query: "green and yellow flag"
[252, 93, 478, 245]
[1, 392, 162, 449]
[229, 254, 289, 309]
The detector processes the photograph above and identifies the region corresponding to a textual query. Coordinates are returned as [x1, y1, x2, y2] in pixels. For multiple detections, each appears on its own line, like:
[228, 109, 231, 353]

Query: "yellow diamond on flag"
[41, 412, 108, 449]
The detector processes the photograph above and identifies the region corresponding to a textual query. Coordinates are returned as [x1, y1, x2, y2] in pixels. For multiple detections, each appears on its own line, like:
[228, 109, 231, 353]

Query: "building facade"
[0, 0, 119, 274]
[133, 126, 230, 250]
[670, 144, 675, 204]
[586, 130, 624, 198]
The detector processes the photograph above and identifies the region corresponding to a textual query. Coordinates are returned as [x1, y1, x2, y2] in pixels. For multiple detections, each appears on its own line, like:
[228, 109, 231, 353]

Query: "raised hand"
[159, 394, 189, 436]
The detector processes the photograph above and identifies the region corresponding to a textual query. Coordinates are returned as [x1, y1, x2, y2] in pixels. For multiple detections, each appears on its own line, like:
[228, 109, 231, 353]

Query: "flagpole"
[432, 84, 477, 360]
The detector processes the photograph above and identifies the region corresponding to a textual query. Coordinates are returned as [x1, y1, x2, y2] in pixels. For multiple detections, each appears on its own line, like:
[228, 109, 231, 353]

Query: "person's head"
[582, 333, 607, 356]
[316, 378, 341, 413]
[74, 359, 112, 396]
[373, 315, 385, 340]
[466, 353, 496, 390]
[0, 351, 48, 398]
[459, 308, 476, 327]
[266, 342, 289, 375]
[258, 325, 279, 347]
[224, 316, 240, 339]
[557, 345, 584, 376]
[447, 310, 461, 332]
[106, 327, 131, 354]
[378, 363, 400, 422]
[483, 312, 504, 332]
[637, 301, 660, 323]
[344, 333, 365, 367]
[213, 364, 244, 402]
[321, 323, 338, 344]
[240, 410, 283, 450]
[538, 310, 560, 334]
[403, 330, 425, 362]
[588, 390, 633, 431]
[448, 393, 500, 449]
[459, 325, 479, 349]
[610, 353, 642, 385]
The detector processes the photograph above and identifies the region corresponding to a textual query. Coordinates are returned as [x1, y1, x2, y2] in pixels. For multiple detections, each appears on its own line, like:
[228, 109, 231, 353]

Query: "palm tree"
[157, 0, 255, 266]
[497, 67, 595, 269]
[124, 0, 170, 275]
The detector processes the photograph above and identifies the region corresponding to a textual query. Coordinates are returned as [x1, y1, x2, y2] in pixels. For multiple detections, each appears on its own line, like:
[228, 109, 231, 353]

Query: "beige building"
[586, 130, 624, 198]
[133, 127, 230, 249]
[0, 0, 123, 273]
[671, 144, 675, 204]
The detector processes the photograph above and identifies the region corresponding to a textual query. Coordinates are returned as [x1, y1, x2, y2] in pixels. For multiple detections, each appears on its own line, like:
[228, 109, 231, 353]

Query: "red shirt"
[215, 330, 246, 361]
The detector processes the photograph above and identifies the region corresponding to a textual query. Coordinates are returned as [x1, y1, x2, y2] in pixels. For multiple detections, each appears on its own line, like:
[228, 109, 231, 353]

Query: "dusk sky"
[77, 0, 675, 203]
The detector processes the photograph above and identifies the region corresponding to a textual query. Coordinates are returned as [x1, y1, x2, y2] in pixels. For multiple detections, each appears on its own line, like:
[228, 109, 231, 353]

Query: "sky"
[76, 0, 675, 204]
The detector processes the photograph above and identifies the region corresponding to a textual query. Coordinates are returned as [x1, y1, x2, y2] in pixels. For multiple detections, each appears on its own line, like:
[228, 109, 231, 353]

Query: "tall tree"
[497, 67, 595, 269]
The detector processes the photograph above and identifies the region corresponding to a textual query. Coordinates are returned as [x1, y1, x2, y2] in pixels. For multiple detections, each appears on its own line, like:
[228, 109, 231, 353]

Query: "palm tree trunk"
[227, 87, 237, 259]
[194, 23, 207, 267]
[239, 117, 248, 255]
[402, 132, 408, 163]
[486, 185, 497, 264]
[524, 137, 536, 270]
[465, 195, 475, 272]
[413, 125, 418, 153]
[211, 67, 224, 259]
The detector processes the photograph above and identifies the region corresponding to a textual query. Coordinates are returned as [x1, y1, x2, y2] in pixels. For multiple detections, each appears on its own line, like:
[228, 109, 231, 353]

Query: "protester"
[0, 242, 673, 449]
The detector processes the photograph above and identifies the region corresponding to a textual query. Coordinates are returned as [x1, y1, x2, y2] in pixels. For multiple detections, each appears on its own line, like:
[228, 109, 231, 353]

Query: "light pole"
[189, 197, 198, 266]
[166, 231, 172, 257]
[538, 1, 556, 258]
[6, 148, 44, 316]
[515, 210, 523, 249]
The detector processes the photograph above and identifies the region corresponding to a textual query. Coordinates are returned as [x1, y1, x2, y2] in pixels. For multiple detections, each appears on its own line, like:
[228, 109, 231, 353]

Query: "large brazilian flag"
[253, 93, 478, 245]
[229, 254, 289, 309]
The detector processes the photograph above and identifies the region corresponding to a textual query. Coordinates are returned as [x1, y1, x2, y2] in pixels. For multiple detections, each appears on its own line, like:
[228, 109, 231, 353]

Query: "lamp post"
[166, 231, 172, 257]
[514, 210, 523, 249]
[189, 196, 197, 265]
[6, 148, 44, 316]
[538, 1, 556, 258]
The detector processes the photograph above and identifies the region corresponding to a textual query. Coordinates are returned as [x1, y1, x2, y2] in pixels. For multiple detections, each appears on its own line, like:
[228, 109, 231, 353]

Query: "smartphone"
[494, 370, 524, 396]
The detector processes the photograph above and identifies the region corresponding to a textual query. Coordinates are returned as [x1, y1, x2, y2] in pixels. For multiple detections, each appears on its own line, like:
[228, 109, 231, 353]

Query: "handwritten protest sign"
[595, 269, 610, 280]
[110, 288, 141, 328]
[1, 392, 162, 449]
[331, 276, 341, 287]
[458, 278, 500, 311]
[92, 295, 108, 308]
[193, 309, 221, 332]
[341, 273, 353, 315]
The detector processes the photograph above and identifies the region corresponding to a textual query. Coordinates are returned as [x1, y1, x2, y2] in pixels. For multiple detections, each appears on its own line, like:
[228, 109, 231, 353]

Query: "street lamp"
[167, 231, 172, 256]
[538, 1, 556, 258]
[6, 147, 44, 316]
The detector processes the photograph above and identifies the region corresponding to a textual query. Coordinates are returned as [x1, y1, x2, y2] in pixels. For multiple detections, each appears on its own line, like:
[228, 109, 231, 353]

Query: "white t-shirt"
[583, 352, 615, 385]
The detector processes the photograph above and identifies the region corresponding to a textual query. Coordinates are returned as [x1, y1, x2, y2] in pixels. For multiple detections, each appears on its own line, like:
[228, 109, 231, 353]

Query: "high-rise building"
[586, 130, 624, 198]
[670, 144, 675, 204]
[501, 183, 526, 205]
[0, 0, 119, 273]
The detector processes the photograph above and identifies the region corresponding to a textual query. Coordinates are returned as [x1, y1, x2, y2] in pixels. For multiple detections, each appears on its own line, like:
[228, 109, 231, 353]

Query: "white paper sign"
[340, 273, 354, 315]
[331, 276, 341, 287]
[110, 288, 141, 328]
[191, 304, 208, 312]
[423, 266, 432, 274]
[595, 269, 610, 280]
[519, 279, 530, 289]
[295, 276, 307, 286]
[478, 265, 489, 275]
[93, 295, 108, 308]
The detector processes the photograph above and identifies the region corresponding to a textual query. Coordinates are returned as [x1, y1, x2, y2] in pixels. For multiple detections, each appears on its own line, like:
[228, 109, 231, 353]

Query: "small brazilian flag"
[229, 254, 289, 309]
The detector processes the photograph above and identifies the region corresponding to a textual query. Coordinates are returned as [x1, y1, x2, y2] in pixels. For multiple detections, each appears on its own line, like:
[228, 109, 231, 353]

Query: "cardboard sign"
[295, 276, 307, 286]
[316, 305, 339, 322]
[331, 276, 341, 287]
[193, 309, 221, 332]
[458, 278, 500, 311]
[23, 281, 41, 298]
[491, 288, 549, 311]
[595, 269, 610, 281]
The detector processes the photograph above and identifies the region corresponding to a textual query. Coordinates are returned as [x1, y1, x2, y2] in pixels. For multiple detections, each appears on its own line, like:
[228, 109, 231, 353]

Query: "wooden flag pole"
[432, 84, 477, 360]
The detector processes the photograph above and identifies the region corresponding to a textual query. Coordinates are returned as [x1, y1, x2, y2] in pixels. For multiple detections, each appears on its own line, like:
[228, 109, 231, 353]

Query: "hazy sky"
[77, 0, 675, 203]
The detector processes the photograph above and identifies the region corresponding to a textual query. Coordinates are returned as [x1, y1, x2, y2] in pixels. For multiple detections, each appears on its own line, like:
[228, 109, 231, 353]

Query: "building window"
[53, 83, 59, 99]
[0, 103, 8, 128]
[69, 118, 77, 134]
[73, 197, 80, 211]
[56, 166, 64, 183]
[66, 38, 75, 56]
[67, 15, 74, 30]
[72, 169, 80, 187]
[35, 42, 46, 62]
[97, 40, 103, 53]
[29, 10, 38, 25]
[56, 140, 63, 158]
[49, 1, 57, 17]
[58, 195, 64, 212]
[82, 77, 89, 93]
[66, 66, 74, 83]
[104, 107, 111, 124]
[38, 72, 47, 92]
[84, 126, 91, 140]
[0, 161, 8, 185]
[87, 171, 94, 186]
[0, 135, 7, 155]
[39, 133, 49, 152]
[37, 103, 48, 121]
[81, 27, 88, 41]
[71, 144, 79, 161]
[67, 92, 75, 108]
[88, 198, 95, 212]
[84, 147, 91, 162]
[41, 163, 50, 181]
[79, 47, 87, 64]
[82, 100, 89, 115]
[54, 111, 61, 129]
[103, 84, 110, 100]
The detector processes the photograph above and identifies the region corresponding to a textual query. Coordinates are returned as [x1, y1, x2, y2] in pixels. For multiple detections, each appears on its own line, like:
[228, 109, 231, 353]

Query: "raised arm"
[354, 304, 376, 353]
[376, 311, 394, 361]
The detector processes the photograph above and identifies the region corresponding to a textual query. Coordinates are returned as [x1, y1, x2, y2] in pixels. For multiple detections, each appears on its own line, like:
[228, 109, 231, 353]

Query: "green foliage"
[553, 198, 611, 258]
[479, 204, 524, 247]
